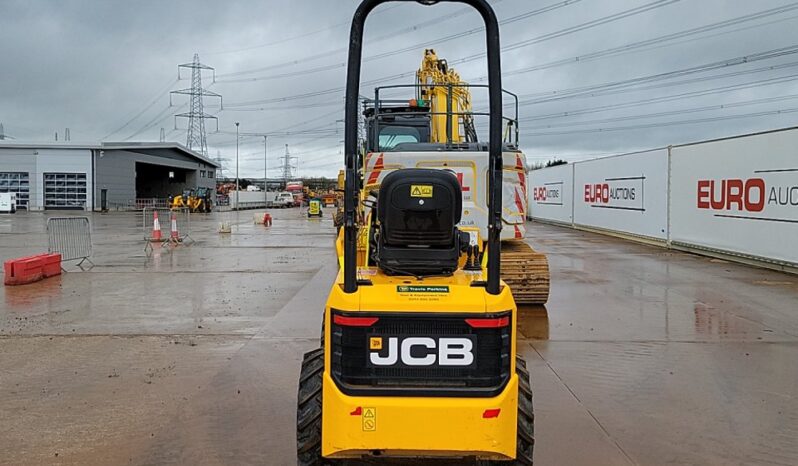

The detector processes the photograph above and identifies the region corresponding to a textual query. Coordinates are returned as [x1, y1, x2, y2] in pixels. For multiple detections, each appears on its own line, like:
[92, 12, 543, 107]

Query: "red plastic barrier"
[40, 253, 62, 278]
[3, 253, 61, 286]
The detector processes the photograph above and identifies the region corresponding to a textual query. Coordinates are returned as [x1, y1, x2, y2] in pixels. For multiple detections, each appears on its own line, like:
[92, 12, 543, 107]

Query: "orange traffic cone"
[170, 212, 180, 241]
[151, 211, 162, 241]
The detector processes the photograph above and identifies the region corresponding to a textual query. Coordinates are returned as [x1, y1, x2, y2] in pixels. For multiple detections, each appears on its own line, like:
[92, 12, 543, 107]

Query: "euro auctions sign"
[572, 149, 669, 240]
[671, 129, 798, 266]
[528, 163, 573, 223]
[532, 183, 563, 205]
[696, 176, 798, 219]
[583, 177, 644, 211]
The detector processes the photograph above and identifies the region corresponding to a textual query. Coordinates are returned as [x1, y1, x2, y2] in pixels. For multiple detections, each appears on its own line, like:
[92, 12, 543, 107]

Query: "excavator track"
[501, 240, 550, 305]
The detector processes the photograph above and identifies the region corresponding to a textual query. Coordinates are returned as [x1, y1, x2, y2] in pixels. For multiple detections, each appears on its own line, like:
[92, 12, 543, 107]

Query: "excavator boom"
[416, 48, 477, 144]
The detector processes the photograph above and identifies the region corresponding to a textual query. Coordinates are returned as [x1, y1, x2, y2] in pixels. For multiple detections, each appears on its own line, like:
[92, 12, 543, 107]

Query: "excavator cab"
[296, 0, 534, 464]
[363, 104, 431, 151]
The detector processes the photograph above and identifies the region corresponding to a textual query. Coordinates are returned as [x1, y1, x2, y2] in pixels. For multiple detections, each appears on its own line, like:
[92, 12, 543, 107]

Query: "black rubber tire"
[479, 355, 535, 465]
[297, 348, 327, 466]
[515, 355, 535, 465]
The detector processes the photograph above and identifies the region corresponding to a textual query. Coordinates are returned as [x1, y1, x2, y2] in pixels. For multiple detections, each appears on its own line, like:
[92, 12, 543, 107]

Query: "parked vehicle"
[274, 192, 295, 208]
[0, 193, 17, 213]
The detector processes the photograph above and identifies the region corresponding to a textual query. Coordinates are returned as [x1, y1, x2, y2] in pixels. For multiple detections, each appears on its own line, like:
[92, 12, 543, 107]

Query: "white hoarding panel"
[573, 149, 668, 240]
[671, 129, 798, 265]
[527, 163, 573, 224]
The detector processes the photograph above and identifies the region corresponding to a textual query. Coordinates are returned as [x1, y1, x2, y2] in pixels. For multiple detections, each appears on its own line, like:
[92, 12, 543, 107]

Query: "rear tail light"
[465, 316, 510, 328]
[333, 315, 379, 327]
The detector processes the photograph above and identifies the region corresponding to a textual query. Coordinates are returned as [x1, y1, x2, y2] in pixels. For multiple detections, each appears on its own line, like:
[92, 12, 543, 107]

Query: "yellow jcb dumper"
[296, 1, 534, 463]
[307, 198, 323, 218]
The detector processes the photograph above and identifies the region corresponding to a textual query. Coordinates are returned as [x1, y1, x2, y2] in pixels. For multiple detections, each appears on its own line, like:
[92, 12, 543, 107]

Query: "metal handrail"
[365, 82, 519, 148]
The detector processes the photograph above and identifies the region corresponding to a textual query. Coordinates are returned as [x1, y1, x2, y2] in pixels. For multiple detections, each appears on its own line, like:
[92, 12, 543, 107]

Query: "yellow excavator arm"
[416, 48, 478, 144]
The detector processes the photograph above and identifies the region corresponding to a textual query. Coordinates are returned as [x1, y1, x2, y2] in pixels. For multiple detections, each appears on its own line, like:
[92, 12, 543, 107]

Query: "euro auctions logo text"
[582, 176, 645, 211]
[533, 186, 559, 201]
[697, 178, 798, 212]
[584, 183, 636, 203]
[532, 181, 563, 205]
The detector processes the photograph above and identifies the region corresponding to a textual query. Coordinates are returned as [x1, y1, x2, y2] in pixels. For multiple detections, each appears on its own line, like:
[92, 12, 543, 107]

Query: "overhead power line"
[471, 59, 798, 113]
[225, 71, 414, 107]
[205, 3, 403, 56]
[484, 2, 798, 80]
[461, 0, 681, 63]
[516, 45, 798, 105]
[520, 67, 798, 122]
[226, 2, 798, 111]
[527, 107, 798, 137]
[522, 93, 798, 129]
[210, 128, 339, 146]
[113, 1, 798, 148]
[102, 78, 178, 140]
[124, 103, 186, 141]
[238, 107, 343, 135]
[361, 0, 595, 63]
[223, 100, 342, 112]
[214, 1, 500, 82]
[462, 51, 798, 116]
[217, 0, 579, 79]
[225, 50, 798, 160]
[229, 0, 784, 111]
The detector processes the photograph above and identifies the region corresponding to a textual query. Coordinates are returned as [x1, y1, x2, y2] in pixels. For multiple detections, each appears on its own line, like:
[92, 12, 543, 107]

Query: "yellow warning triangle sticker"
[363, 408, 375, 418]
[411, 186, 422, 196]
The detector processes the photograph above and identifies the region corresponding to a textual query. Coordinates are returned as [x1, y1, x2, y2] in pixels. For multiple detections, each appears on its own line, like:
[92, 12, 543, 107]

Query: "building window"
[200, 170, 206, 178]
[0, 172, 30, 208]
[208, 170, 214, 179]
[44, 173, 87, 209]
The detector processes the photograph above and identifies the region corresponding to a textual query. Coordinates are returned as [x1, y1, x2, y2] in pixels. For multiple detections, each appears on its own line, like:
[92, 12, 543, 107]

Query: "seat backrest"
[377, 168, 462, 247]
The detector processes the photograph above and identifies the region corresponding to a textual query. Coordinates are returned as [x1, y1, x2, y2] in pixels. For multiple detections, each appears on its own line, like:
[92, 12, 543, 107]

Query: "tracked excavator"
[351, 50, 550, 304]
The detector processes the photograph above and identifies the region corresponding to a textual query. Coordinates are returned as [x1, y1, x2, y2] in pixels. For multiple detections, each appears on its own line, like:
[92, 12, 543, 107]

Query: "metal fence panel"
[47, 216, 92, 262]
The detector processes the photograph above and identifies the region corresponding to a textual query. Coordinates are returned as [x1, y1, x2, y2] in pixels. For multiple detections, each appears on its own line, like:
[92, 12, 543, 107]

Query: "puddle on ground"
[517, 305, 549, 340]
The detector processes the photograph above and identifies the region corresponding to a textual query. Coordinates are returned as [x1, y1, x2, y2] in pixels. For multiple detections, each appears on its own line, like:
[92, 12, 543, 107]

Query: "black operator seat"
[375, 168, 468, 276]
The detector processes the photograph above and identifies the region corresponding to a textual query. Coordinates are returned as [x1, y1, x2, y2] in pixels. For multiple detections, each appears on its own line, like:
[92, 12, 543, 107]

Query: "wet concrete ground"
[1, 209, 796, 465]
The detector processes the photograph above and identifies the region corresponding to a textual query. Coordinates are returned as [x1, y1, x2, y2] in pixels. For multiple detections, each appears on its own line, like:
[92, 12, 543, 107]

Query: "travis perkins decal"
[583, 176, 646, 212]
[697, 167, 798, 223]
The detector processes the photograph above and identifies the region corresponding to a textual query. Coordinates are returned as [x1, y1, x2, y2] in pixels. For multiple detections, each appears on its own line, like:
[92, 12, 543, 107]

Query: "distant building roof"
[0, 141, 221, 168]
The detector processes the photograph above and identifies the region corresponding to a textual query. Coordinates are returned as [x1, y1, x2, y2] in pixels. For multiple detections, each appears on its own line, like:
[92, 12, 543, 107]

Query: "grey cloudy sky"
[2, 0, 798, 177]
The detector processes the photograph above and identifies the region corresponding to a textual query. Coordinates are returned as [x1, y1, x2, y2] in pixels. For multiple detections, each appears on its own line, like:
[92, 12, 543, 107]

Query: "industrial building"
[0, 142, 219, 210]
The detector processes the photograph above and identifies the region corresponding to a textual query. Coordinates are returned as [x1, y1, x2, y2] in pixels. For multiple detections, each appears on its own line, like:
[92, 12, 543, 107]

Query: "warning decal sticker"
[410, 185, 433, 198]
[362, 407, 376, 431]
